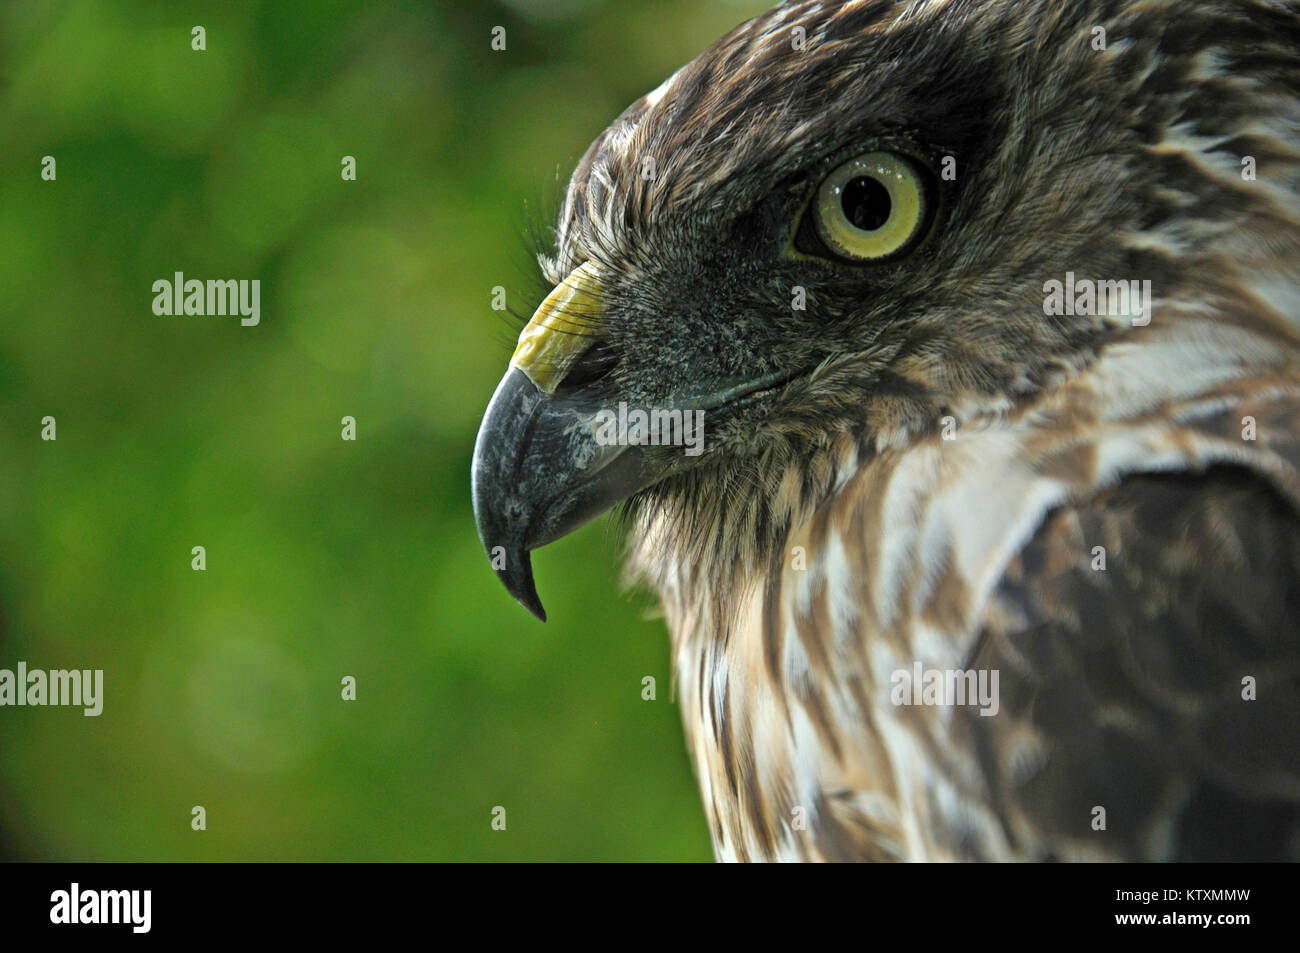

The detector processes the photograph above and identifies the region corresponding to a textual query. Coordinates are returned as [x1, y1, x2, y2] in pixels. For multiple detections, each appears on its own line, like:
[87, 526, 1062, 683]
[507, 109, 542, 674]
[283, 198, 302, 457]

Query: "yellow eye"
[810, 151, 928, 261]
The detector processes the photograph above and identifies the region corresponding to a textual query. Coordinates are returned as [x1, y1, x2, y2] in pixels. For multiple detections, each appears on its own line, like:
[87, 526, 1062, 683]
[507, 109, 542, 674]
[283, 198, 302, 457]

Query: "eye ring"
[808, 151, 929, 262]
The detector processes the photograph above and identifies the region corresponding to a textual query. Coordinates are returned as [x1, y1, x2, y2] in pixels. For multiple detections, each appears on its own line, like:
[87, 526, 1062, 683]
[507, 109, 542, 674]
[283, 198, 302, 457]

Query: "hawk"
[471, 0, 1300, 861]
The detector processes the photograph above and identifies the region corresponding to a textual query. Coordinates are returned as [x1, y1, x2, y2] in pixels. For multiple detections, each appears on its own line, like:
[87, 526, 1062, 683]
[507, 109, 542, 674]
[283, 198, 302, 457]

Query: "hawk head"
[472, 0, 1300, 619]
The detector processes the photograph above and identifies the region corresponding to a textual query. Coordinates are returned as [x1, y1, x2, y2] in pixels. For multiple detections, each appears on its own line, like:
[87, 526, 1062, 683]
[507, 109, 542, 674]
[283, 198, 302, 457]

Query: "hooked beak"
[470, 263, 659, 621]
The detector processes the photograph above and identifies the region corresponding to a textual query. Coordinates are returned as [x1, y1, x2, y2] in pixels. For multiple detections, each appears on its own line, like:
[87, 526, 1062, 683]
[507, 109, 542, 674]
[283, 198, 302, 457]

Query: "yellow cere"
[510, 260, 605, 393]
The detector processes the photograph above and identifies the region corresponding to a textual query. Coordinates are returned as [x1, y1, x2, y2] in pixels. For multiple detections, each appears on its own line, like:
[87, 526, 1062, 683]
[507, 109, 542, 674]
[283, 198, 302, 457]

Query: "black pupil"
[841, 176, 891, 231]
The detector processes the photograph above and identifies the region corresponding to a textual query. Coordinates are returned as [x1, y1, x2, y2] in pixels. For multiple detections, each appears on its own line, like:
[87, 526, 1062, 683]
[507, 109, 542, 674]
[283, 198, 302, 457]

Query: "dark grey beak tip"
[471, 519, 548, 623]
[501, 548, 547, 622]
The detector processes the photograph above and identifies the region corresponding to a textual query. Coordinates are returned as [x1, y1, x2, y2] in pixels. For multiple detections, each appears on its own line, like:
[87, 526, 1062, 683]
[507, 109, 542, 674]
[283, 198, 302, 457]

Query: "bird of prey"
[472, 0, 1300, 861]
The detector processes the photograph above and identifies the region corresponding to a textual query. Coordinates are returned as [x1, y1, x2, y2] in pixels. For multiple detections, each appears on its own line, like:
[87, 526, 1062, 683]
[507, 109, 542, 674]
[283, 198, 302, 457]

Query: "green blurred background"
[0, 0, 771, 861]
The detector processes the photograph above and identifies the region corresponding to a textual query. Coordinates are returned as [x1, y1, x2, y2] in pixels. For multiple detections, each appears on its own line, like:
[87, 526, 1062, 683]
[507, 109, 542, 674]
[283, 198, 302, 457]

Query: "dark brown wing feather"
[966, 465, 1300, 861]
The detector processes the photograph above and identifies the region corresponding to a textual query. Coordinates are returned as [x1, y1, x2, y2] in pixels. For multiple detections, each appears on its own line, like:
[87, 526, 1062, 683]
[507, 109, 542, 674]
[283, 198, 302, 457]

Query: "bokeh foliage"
[0, 0, 771, 861]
